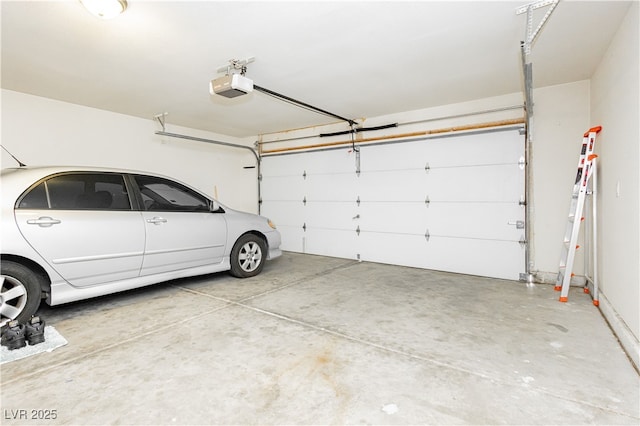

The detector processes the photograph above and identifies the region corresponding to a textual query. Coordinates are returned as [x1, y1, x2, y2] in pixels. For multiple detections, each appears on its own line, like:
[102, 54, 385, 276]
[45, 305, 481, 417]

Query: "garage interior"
[1, 1, 639, 425]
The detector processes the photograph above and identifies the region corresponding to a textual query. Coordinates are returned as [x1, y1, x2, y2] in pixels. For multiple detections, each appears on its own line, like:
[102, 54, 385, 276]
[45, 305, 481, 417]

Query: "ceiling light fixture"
[80, 0, 128, 19]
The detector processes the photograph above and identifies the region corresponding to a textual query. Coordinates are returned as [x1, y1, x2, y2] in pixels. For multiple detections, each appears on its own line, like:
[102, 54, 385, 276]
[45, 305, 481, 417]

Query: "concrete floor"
[1, 252, 638, 425]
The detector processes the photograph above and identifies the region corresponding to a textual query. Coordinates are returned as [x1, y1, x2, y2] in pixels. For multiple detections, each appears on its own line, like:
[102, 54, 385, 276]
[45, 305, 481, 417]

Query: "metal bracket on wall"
[516, 0, 559, 55]
[154, 112, 168, 132]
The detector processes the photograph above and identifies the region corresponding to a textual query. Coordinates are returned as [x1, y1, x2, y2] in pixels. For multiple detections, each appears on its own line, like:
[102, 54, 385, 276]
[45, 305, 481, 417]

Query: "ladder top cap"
[584, 126, 602, 137]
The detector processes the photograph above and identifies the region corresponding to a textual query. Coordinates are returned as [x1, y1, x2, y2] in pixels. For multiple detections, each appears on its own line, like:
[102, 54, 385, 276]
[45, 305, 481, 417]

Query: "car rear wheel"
[230, 234, 267, 278]
[1, 261, 42, 327]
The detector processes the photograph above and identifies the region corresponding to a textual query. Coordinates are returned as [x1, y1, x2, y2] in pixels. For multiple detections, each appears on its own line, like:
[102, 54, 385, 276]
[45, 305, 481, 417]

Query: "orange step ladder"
[555, 126, 601, 303]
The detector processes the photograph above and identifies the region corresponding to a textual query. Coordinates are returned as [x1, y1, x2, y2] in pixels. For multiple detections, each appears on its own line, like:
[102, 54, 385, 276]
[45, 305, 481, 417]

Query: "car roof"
[2, 165, 164, 176]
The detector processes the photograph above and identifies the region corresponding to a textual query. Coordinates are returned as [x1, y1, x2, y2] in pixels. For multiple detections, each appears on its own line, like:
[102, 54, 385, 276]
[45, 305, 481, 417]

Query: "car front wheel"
[230, 234, 267, 278]
[1, 261, 43, 327]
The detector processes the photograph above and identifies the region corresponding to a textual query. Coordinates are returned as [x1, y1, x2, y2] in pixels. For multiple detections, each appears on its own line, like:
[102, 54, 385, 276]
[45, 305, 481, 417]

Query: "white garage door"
[260, 126, 525, 280]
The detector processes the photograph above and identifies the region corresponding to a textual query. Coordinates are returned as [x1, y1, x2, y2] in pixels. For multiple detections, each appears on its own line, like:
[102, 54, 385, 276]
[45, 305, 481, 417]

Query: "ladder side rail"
[590, 157, 599, 306]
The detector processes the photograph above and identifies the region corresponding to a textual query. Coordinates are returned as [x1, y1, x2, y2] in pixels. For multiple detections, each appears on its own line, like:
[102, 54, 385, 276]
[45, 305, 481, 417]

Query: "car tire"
[229, 234, 267, 278]
[1, 261, 43, 327]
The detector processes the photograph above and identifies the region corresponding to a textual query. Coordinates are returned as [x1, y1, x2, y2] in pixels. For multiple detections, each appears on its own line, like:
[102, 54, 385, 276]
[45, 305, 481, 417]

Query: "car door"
[132, 174, 227, 276]
[14, 172, 145, 287]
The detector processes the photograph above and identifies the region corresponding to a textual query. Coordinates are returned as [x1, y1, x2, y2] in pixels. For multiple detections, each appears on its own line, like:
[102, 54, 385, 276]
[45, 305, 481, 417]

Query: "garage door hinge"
[519, 195, 526, 206]
[519, 156, 525, 170]
[303, 170, 307, 180]
[303, 196, 307, 206]
[258, 197, 262, 205]
[356, 196, 361, 206]
[425, 229, 430, 242]
[258, 174, 263, 181]
[519, 236, 526, 248]
[425, 196, 430, 207]
[303, 223, 306, 232]
[356, 225, 360, 236]
[425, 163, 430, 174]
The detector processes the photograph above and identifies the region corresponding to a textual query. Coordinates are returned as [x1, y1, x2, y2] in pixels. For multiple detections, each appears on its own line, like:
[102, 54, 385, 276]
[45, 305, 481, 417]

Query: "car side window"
[134, 175, 209, 212]
[17, 173, 132, 210]
[17, 182, 49, 209]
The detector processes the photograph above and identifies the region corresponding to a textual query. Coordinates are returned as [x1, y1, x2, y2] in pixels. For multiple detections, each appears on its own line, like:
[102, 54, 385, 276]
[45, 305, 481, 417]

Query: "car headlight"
[267, 219, 277, 229]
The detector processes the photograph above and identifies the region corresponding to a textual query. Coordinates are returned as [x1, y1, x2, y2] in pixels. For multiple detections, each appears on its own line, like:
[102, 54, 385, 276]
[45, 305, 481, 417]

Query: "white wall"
[590, 1, 639, 361]
[1, 90, 259, 213]
[530, 81, 591, 280]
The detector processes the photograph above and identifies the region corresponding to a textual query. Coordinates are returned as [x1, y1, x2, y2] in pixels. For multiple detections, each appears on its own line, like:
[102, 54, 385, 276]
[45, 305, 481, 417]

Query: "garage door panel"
[304, 228, 357, 259]
[260, 175, 305, 201]
[357, 202, 427, 234]
[359, 233, 524, 280]
[360, 148, 427, 172]
[305, 202, 359, 230]
[358, 171, 426, 201]
[306, 173, 358, 201]
[425, 165, 523, 202]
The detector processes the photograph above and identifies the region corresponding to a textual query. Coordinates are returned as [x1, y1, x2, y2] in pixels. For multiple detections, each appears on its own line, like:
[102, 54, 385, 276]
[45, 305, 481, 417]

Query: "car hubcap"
[0, 275, 28, 327]
[238, 241, 262, 272]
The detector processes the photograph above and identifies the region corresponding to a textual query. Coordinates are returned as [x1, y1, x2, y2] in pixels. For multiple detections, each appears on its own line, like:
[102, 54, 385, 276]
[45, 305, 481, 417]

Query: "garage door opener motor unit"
[210, 73, 254, 98]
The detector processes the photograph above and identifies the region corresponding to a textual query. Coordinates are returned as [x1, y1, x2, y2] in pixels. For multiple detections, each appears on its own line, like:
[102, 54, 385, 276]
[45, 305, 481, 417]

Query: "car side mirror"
[210, 200, 221, 212]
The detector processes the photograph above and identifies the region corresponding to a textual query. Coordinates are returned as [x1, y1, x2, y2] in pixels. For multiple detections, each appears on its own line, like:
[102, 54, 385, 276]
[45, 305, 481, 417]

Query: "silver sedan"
[1, 166, 282, 326]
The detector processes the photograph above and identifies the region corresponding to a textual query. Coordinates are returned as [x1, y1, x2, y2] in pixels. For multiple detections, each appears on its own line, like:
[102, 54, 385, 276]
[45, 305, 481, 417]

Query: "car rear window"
[17, 182, 48, 209]
[17, 173, 132, 210]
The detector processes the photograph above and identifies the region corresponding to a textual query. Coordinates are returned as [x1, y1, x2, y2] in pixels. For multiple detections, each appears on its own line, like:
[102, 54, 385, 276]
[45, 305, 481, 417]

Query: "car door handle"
[26, 216, 62, 227]
[146, 217, 167, 225]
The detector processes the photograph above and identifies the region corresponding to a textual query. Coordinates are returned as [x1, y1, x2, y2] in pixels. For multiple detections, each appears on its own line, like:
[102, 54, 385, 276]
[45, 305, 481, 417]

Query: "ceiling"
[1, 1, 632, 138]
